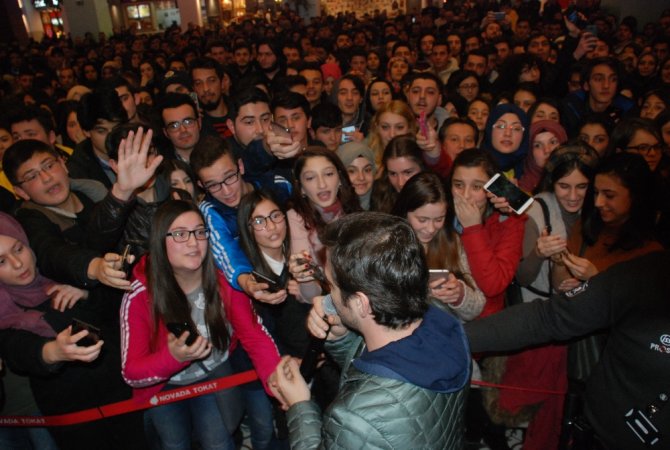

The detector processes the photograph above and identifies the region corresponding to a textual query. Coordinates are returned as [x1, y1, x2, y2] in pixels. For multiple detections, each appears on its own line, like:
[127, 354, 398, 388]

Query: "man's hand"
[111, 127, 164, 201]
[307, 295, 348, 340]
[415, 125, 440, 158]
[272, 355, 311, 410]
[265, 128, 302, 159]
[573, 31, 598, 60]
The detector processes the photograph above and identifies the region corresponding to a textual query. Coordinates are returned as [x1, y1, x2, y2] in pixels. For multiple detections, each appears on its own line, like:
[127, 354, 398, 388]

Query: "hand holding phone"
[166, 322, 198, 346]
[429, 269, 450, 287]
[120, 244, 132, 279]
[269, 122, 292, 141]
[252, 270, 283, 293]
[484, 173, 534, 215]
[71, 318, 102, 347]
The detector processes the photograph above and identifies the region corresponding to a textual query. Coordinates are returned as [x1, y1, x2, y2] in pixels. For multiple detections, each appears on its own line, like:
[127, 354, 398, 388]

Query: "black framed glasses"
[626, 143, 665, 154]
[165, 228, 210, 242]
[249, 210, 285, 231]
[203, 169, 241, 193]
[166, 117, 198, 132]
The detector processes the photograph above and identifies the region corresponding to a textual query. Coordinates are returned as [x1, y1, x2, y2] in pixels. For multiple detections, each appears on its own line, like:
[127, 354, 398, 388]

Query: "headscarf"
[337, 142, 377, 210]
[519, 120, 568, 192]
[481, 103, 530, 178]
[0, 212, 56, 337]
[320, 63, 342, 83]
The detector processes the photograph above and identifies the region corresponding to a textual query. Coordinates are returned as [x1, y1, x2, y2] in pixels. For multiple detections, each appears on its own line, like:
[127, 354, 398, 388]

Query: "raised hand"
[111, 127, 164, 201]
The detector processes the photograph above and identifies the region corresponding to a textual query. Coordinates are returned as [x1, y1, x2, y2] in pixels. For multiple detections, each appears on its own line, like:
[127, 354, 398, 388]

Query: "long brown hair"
[147, 200, 229, 352]
[391, 172, 471, 286]
[290, 147, 362, 233]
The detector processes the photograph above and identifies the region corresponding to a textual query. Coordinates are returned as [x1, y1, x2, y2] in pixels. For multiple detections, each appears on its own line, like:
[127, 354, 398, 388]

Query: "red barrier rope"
[0, 369, 258, 427]
[471, 379, 567, 396]
[0, 372, 567, 427]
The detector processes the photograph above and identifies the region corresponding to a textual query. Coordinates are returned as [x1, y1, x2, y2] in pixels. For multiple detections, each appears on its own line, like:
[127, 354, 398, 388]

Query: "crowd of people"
[0, 0, 669, 448]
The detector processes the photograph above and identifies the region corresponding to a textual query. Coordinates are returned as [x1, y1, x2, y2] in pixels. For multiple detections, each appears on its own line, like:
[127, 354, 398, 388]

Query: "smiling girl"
[392, 173, 484, 321]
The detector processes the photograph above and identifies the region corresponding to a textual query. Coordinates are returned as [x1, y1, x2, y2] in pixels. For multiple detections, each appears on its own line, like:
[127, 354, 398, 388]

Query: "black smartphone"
[71, 318, 102, 347]
[296, 257, 327, 283]
[120, 244, 132, 278]
[564, 5, 587, 29]
[166, 322, 198, 346]
[252, 270, 282, 293]
[484, 173, 534, 215]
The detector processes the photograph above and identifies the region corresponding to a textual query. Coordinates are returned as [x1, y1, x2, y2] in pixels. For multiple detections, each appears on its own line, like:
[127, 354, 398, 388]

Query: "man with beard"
[190, 57, 233, 139]
[256, 39, 285, 87]
[227, 42, 256, 86]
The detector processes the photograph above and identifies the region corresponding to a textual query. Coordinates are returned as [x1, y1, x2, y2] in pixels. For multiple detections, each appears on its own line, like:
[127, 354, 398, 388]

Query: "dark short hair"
[321, 211, 429, 329]
[406, 71, 444, 93]
[3, 139, 60, 185]
[271, 91, 311, 117]
[228, 87, 270, 121]
[7, 105, 56, 134]
[158, 93, 199, 124]
[77, 88, 127, 131]
[581, 57, 621, 85]
[438, 117, 479, 143]
[190, 57, 224, 80]
[191, 134, 236, 178]
[311, 101, 342, 130]
[105, 122, 143, 160]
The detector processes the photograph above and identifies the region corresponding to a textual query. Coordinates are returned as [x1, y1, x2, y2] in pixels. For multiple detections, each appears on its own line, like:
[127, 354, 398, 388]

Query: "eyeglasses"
[204, 169, 241, 193]
[458, 83, 478, 90]
[165, 228, 210, 242]
[249, 210, 285, 231]
[18, 158, 60, 184]
[626, 143, 665, 154]
[492, 122, 525, 133]
[166, 117, 197, 132]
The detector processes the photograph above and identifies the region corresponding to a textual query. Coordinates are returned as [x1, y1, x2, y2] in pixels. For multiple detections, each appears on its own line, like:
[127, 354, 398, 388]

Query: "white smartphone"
[484, 173, 534, 215]
[429, 269, 450, 285]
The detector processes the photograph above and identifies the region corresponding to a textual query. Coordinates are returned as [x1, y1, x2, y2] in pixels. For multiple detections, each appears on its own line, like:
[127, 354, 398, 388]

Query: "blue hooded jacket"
[353, 305, 470, 393]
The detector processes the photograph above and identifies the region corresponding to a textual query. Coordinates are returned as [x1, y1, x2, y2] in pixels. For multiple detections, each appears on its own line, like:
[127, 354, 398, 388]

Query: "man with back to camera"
[271, 212, 470, 449]
[464, 251, 670, 450]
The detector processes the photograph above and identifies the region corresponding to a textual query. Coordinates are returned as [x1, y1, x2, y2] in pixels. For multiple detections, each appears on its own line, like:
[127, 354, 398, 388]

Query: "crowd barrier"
[0, 370, 566, 427]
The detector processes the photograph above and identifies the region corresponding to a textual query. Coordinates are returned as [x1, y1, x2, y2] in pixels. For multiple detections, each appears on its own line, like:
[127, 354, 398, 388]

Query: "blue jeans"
[144, 363, 235, 450]
[228, 347, 277, 450]
[0, 426, 58, 450]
